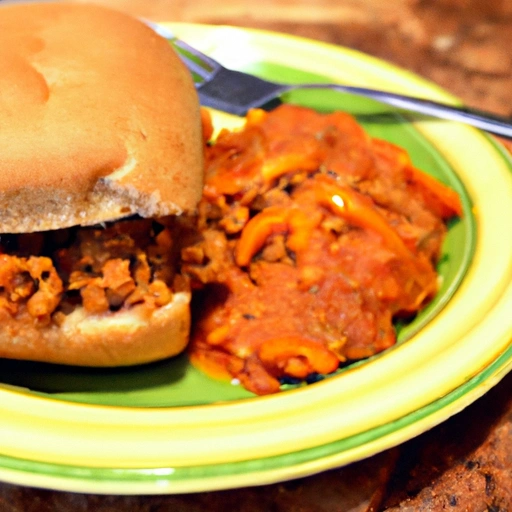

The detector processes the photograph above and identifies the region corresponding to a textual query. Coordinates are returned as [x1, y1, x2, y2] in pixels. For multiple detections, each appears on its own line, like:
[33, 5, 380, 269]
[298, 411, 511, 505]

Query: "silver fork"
[150, 23, 512, 140]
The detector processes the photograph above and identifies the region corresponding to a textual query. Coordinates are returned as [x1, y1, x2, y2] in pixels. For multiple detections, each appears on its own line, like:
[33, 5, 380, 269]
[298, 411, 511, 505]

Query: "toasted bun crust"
[0, 2, 203, 233]
[0, 292, 190, 367]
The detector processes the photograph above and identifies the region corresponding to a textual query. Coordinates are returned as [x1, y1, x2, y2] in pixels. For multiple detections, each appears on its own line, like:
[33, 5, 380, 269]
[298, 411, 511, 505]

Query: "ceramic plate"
[0, 23, 511, 494]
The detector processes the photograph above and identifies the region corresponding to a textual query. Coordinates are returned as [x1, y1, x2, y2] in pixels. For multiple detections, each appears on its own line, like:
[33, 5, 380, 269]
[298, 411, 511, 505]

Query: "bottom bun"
[0, 292, 190, 367]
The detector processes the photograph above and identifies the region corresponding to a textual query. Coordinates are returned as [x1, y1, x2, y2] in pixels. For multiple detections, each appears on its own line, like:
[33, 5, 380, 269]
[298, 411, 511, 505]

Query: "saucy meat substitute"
[182, 105, 463, 395]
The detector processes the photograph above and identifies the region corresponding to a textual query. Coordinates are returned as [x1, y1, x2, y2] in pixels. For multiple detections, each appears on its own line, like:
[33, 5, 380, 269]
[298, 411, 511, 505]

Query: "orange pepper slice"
[312, 175, 415, 262]
[405, 163, 463, 218]
[309, 175, 436, 294]
[261, 152, 322, 184]
[235, 206, 317, 266]
[258, 336, 340, 377]
[372, 138, 463, 218]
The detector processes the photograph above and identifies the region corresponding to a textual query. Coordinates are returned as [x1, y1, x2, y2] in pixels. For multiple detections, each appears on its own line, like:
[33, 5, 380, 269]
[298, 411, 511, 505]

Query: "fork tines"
[171, 39, 218, 85]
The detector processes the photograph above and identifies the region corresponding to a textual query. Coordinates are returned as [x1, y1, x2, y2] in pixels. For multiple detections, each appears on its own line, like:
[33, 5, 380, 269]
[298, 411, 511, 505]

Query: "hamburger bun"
[0, 293, 190, 367]
[0, 2, 203, 367]
[0, 1, 203, 233]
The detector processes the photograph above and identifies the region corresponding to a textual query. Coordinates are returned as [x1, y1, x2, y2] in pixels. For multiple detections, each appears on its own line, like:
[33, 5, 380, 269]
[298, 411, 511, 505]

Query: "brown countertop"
[1, 1, 511, 510]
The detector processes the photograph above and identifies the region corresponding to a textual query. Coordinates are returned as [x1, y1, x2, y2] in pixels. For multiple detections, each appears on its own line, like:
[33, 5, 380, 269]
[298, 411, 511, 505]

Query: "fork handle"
[298, 84, 512, 140]
[146, 22, 512, 140]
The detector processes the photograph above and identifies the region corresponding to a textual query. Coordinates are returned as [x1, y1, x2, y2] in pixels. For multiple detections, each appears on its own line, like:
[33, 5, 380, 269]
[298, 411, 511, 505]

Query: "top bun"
[0, 2, 203, 233]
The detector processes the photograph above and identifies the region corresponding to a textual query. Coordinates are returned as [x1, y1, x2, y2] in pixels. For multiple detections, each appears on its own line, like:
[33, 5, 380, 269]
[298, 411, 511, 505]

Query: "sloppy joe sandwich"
[0, 2, 204, 366]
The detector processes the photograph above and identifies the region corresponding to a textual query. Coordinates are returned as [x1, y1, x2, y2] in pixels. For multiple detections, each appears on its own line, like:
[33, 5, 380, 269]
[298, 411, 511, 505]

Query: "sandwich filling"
[0, 218, 187, 327]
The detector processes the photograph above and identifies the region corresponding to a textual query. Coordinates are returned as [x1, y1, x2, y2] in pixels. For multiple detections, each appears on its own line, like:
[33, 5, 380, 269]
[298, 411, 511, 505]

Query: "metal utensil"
[150, 23, 512, 139]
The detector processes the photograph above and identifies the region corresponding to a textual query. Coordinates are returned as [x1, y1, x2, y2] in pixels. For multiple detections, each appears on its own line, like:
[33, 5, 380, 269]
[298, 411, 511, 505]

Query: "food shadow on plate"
[0, 353, 189, 395]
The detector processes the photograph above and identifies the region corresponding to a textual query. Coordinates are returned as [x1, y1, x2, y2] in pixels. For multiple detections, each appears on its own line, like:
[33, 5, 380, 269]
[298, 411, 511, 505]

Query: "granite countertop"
[0, 1, 511, 510]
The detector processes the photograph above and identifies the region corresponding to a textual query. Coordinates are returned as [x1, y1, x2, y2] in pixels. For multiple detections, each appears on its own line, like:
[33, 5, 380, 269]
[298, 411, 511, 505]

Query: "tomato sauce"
[182, 104, 462, 395]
